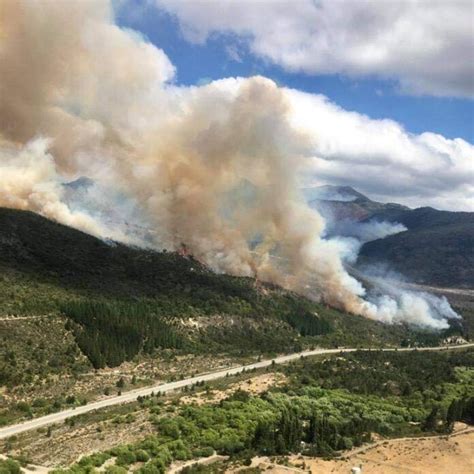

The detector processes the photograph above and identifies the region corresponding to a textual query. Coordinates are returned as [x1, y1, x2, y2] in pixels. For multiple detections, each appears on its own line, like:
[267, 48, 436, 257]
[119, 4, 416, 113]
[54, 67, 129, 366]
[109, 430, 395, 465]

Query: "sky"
[116, 0, 474, 142]
[110, 0, 474, 210]
[1, 0, 473, 212]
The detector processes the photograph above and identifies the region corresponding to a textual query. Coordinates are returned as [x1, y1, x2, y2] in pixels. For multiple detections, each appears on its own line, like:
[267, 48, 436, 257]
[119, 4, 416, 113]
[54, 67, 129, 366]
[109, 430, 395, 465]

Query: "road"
[1, 343, 473, 440]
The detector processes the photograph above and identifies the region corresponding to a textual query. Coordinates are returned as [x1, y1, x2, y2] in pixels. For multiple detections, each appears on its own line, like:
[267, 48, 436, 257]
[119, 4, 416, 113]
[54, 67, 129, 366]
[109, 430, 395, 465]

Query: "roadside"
[2, 343, 473, 440]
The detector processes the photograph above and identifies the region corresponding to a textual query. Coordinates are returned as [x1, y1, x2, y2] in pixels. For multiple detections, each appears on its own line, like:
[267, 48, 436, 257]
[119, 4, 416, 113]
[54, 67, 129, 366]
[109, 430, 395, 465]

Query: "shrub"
[104, 467, 127, 474]
[0, 459, 21, 474]
[135, 450, 150, 462]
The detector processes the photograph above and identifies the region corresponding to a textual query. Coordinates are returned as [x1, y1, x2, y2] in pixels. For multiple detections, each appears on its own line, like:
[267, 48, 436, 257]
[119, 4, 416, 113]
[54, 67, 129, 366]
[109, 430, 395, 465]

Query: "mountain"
[63, 176, 94, 191]
[358, 207, 474, 288]
[307, 185, 474, 288]
[305, 185, 409, 222]
[2, 207, 437, 372]
[302, 185, 368, 203]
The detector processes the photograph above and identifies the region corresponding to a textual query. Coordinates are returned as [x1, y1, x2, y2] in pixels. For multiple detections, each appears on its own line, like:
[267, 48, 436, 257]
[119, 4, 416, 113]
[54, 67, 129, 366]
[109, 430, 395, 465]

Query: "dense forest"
[52, 348, 474, 473]
[60, 301, 183, 368]
[59, 296, 333, 368]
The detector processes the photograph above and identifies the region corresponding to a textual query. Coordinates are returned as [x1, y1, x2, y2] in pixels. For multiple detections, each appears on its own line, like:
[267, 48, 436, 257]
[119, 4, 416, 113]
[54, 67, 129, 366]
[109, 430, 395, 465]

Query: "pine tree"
[422, 407, 438, 431]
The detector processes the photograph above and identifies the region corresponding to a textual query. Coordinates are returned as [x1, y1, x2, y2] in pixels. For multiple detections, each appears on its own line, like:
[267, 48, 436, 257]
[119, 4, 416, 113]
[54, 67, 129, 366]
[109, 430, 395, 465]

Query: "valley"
[1, 1, 473, 471]
[2, 343, 472, 441]
[1, 345, 473, 472]
[0, 208, 472, 472]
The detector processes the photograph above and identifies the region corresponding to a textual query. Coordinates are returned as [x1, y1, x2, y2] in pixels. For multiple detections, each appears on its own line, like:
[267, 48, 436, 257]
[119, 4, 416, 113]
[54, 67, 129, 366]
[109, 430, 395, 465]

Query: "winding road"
[1, 343, 473, 440]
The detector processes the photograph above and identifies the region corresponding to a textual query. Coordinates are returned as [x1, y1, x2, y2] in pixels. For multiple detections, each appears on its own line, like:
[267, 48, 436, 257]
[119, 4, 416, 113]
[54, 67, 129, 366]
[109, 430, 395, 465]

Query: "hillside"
[0, 207, 452, 370]
[306, 185, 409, 222]
[358, 207, 474, 287]
[307, 186, 474, 288]
[0, 208, 472, 469]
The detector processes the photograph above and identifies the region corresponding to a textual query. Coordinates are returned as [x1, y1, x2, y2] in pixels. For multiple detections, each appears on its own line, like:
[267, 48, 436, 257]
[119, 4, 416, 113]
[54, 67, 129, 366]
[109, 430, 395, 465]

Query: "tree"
[446, 399, 462, 430]
[422, 407, 438, 432]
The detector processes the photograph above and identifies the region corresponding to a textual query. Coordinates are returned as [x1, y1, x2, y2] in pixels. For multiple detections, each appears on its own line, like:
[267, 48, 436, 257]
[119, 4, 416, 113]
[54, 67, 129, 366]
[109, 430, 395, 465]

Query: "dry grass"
[181, 372, 287, 405]
[270, 428, 474, 474]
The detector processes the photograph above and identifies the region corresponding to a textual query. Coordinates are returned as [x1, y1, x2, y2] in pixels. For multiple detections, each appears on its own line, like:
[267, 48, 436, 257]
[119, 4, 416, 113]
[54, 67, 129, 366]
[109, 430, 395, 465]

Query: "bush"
[192, 446, 214, 458]
[15, 401, 30, 412]
[0, 459, 21, 474]
[135, 449, 150, 462]
[78, 452, 111, 468]
[115, 450, 136, 466]
[104, 467, 128, 474]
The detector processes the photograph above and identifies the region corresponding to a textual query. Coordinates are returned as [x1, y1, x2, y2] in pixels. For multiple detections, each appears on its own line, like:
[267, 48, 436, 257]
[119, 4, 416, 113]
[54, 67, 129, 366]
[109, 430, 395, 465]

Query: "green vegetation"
[1, 205, 471, 438]
[282, 349, 474, 396]
[0, 458, 21, 474]
[0, 316, 89, 389]
[54, 349, 474, 473]
[60, 300, 182, 368]
[1, 207, 455, 375]
[59, 294, 337, 368]
[280, 310, 331, 337]
[181, 462, 228, 474]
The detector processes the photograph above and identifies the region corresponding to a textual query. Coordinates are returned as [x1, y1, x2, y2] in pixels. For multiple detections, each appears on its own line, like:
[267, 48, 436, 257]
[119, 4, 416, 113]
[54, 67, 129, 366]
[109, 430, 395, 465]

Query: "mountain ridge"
[0, 206, 452, 371]
[308, 185, 474, 288]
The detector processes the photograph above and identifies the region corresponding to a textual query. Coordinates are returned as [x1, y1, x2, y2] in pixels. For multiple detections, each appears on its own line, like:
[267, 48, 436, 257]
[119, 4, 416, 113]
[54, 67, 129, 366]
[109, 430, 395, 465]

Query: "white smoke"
[0, 0, 459, 329]
[326, 219, 407, 243]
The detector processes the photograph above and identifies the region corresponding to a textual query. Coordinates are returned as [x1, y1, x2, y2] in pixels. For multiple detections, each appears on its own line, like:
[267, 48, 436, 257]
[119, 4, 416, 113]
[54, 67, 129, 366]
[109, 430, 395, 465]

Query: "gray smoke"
[0, 0, 459, 330]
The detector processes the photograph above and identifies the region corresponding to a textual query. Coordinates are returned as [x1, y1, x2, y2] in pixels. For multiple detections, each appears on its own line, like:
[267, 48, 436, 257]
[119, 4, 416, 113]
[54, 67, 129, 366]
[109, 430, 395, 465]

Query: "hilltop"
[304, 185, 409, 222]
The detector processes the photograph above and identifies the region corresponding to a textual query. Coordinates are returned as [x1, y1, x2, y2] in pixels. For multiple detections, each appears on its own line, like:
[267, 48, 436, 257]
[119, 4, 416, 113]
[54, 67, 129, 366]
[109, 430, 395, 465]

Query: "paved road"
[1, 343, 473, 440]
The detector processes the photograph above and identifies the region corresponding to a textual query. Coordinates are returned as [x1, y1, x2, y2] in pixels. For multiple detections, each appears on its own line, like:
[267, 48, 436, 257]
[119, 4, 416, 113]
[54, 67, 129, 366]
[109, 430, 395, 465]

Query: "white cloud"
[1, 0, 467, 328]
[154, 0, 474, 98]
[285, 88, 474, 210]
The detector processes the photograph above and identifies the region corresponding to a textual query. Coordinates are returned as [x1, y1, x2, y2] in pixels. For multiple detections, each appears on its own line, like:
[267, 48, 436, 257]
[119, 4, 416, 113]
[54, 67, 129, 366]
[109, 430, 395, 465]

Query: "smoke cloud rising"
[0, 0, 459, 329]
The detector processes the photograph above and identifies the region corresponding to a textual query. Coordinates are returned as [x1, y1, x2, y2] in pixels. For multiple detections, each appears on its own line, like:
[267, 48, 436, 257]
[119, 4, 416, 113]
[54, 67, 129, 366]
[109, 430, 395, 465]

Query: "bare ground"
[250, 428, 474, 474]
[180, 372, 287, 405]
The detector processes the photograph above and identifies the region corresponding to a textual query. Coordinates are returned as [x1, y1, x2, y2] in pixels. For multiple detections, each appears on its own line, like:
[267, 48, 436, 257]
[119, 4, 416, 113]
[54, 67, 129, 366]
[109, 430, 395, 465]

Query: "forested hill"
[0, 206, 223, 297]
[0, 207, 452, 371]
[358, 207, 474, 288]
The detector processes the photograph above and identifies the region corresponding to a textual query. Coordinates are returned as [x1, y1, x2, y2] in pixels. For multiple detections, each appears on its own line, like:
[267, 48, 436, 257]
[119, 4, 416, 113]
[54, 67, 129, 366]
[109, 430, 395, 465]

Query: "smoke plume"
[0, 0, 459, 329]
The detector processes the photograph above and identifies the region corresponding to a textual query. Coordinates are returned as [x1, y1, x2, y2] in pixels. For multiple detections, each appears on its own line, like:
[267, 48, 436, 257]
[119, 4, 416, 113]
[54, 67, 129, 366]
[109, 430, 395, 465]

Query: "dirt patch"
[5, 408, 155, 468]
[278, 430, 474, 474]
[181, 372, 287, 405]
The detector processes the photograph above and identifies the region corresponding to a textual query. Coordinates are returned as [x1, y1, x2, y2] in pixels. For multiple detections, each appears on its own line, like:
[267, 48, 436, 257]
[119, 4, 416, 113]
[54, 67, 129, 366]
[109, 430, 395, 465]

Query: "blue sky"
[117, 1, 474, 142]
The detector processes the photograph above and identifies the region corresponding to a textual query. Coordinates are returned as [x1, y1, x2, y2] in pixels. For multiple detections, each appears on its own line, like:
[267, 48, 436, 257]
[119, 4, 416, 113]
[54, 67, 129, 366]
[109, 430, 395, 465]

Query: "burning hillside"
[0, 0, 460, 329]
